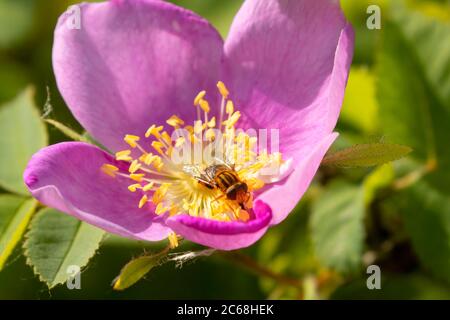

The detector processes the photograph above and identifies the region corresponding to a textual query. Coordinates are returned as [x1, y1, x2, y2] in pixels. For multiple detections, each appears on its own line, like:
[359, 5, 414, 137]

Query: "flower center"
[101, 81, 284, 223]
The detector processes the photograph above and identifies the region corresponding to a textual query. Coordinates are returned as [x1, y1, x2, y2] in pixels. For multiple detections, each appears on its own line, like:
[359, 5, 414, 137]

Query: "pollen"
[124, 135, 140, 148]
[166, 115, 185, 127]
[100, 81, 284, 224]
[224, 111, 241, 128]
[205, 128, 216, 141]
[168, 232, 179, 249]
[175, 136, 186, 148]
[226, 100, 234, 115]
[207, 117, 216, 128]
[140, 153, 156, 166]
[115, 150, 132, 161]
[217, 81, 229, 98]
[128, 184, 141, 192]
[101, 164, 119, 177]
[138, 194, 148, 208]
[143, 182, 155, 192]
[130, 173, 145, 182]
[199, 99, 210, 113]
[151, 141, 165, 155]
[128, 160, 141, 173]
[194, 90, 206, 106]
[145, 125, 163, 139]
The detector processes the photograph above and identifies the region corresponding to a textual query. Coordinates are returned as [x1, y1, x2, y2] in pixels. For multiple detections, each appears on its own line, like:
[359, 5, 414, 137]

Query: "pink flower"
[24, 0, 353, 250]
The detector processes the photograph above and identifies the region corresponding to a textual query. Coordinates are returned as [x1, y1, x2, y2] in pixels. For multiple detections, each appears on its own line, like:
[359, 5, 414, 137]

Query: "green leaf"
[340, 0, 388, 64]
[24, 208, 105, 288]
[341, 67, 379, 134]
[0, 195, 37, 270]
[258, 202, 319, 276]
[0, 0, 35, 49]
[332, 274, 450, 300]
[407, 0, 450, 22]
[322, 143, 412, 168]
[0, 87, 48, 195]
[311, 182, 365, 274]
[113, 249, 169, 291]
[0, 58, 30, 103]
[363, 164, 395, 205]
[377, 3, 450, 191]
[395, 181, 450, 283]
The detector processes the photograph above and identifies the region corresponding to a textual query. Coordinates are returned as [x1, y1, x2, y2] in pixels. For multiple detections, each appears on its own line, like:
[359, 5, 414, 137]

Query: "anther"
[168, 232, 179, 248]
[145, 125, 163, 138]
[199, 99, 210, 113]
[130, 173, 145, 182]
[138, 194, 148, 209]
[166, 115, 185, 127]
[124, 135, 140, 148]
[217, 81, 229, 98]
[128, 184, 142, 192]
[115, 150, 132, 161]
[194, 90, 206, 106]
[226, 100, 234, 115]
[101, 164, 119, 177]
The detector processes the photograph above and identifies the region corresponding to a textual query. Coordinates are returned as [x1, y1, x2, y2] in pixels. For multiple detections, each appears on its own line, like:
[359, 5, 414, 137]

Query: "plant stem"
[392, 158, 437, 190]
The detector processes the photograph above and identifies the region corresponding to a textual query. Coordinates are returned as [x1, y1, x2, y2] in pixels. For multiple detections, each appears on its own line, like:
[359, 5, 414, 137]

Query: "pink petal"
[224, 0, 354, 161]
[53, 0, 224, 152]
[258, 133, 339, 225]
[166, 200, 272, 250]
[24, 142, 171, 241]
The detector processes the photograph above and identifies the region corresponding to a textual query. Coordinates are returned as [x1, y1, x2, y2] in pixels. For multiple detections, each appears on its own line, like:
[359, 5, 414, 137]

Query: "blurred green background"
[0, 0, 450, 299]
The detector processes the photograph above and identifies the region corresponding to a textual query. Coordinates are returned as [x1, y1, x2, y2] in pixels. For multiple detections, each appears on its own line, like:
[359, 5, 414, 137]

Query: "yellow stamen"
[138, 194, 148, 209]
[224, 111, 241, 128]
[194, 90, 206, 106]
[151, 141, 165, 155]
[247, 178, 265, 190]
[152, 183, 170, 204]
[128, 160, 141, 173]
[168, 232, 179, 248]
[199, 99, 210, 113]
[130, 174, 145, 182]
[169, 205, 178, 216]
[145, 125, 163, 138]
[140, 153, 156, 166]
[143, 182, 155, 192]
[217, 81, 229, 98]
[124, 135, 140, 148]
[207, 117, 216, 128]
[115, 150, 132, 161]
[194, 120, 203, 135]
[205, 128, 216, 141]
[273, 152, 283, 164]
[153, 156, 164, 171]
[166, 115, 184, 127]
[175, 136, 186, 148]
[156, 203, 169, 215]
[161, 131, 172, 145]
[101, 164, 119, 177]
[226, 100, 234, 115]
[128, 184, 142, 192]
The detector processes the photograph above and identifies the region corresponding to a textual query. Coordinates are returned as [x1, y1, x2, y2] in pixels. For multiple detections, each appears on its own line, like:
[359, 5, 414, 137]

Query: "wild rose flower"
[23, 0, 353, 250]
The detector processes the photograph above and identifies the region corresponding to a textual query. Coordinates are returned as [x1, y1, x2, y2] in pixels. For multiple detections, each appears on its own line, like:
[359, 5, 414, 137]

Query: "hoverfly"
[195, 162, 251, 210]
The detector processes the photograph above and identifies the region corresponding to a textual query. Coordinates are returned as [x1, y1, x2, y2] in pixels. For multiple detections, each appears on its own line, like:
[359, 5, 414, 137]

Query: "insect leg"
[214, 157, 234, 170]
[195, 175, 216, 189]
[212, 193, 226, 203]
